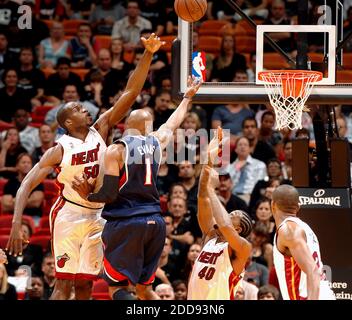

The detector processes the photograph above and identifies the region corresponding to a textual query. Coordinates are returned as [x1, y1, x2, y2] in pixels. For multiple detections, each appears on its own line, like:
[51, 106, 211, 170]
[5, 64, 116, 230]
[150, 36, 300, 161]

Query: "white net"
[259, 70, 322, 130]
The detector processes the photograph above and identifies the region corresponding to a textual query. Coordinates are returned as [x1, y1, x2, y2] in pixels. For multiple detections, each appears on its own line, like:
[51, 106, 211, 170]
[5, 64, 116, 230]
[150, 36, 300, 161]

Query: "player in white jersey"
[272, 184, 335, 300]
[188, 132, 253, 300]
[6, 34, 165, 300]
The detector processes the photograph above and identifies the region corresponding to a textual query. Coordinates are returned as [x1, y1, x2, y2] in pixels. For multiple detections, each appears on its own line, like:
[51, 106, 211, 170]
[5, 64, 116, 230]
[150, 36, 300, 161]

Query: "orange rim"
[258, 70, 323, 82]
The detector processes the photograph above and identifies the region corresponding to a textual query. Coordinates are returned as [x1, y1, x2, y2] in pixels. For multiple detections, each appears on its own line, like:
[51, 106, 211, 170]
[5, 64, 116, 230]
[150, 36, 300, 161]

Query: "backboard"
[172, 0, 352, 104]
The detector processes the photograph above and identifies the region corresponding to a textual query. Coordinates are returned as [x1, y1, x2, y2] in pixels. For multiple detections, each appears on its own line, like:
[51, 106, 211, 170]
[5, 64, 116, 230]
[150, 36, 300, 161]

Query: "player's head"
[56, 102, 90, 132]
[125, 109, 153, 135]
[271, 184, 300, 217]
[228, 210, 253, 238]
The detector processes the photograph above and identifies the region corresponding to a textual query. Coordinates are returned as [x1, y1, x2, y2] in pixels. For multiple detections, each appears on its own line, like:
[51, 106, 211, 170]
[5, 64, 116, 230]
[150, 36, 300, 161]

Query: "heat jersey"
[187, 237, 243, 300]
[102, 134, 162, 219]
[273, 216, 335, 300]
[56, 126, 106, 209]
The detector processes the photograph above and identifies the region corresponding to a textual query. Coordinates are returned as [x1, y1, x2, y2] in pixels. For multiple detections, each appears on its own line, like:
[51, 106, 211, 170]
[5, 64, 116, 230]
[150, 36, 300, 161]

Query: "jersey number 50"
[84, 164, 99, 179]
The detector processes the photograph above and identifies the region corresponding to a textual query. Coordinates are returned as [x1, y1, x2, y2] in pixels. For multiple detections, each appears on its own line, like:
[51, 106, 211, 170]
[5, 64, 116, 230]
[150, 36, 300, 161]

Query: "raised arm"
[206, 166, 252, 275]
[72, 143, 124, 203]
[279, 223, 321, 300]
[6, 145, 62, 256]
[94, 34, 165, 139]
[152, 76, 202, 149]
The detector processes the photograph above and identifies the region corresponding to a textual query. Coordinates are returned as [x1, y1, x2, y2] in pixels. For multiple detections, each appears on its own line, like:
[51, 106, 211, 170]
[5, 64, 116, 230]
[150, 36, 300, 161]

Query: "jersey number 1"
[144, 158, 152, 185]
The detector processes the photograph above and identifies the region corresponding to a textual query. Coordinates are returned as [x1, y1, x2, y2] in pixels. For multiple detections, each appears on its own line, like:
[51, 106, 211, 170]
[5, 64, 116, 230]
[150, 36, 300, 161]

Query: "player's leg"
[137, 213, 166, 300]
[102, 218, 144, 300]
[49, 200, 81, 300]
[76, 214, 105, 300]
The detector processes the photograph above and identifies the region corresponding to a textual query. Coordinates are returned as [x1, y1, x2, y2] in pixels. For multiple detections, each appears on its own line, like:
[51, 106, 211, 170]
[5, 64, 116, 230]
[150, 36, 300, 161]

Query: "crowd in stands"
[1, 0, 352, 300]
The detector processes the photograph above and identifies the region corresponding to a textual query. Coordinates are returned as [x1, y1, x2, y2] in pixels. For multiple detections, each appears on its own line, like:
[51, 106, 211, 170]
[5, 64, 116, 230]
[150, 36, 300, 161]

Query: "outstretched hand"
[207, 127, 224, 167]
[203, 165, 220, 190]
[184, 75, 203, 99]
[141, 33, 165, 54]
[72, 174, 95, 200]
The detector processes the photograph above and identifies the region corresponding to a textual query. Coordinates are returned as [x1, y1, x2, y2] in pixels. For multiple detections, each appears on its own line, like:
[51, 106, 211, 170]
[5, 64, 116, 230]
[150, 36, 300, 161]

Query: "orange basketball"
[174, 0, 207, 23]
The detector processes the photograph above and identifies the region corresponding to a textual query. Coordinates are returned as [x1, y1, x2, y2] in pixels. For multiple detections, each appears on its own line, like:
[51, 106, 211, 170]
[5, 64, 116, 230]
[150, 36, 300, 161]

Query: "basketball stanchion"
[258, 70, 323, 130]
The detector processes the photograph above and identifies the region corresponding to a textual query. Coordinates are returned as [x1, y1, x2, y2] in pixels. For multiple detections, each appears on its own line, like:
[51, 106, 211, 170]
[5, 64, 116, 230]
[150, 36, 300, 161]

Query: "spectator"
[156, 152, 178, 197]
[84, 48, 127, 107]
[0, 263, 17, 300]
[240, 117, 276, 165]
[169, 183, 188, 201]
[249, 222, 273, 268]
[44, 84, 99, 137]
[177, 161, 199, 214]
[5, 221, 43, 276]
[44, 57, 83, 106]
[210, 35, 247, 82]
[0, 1, 21, 51]
[281, 139, 292, 181]
[212, 74, 254, 143]
[0, 128, 27, 179]
[65, 0, 95, 20]
[155, 283, 175, 300]
[17, 47, 46, 108]
[244, 253, 269, 288]
[257, 284, 280, 300]
[110, 37, 134, 77]
[35, 0, 66, 21]
[264, 0, 293, 52]
[180, 243, 201, 281]
[41, 253, 56, 300]
[38, 22, 70, 69]
[112, 1, 152, 51]
[6, 109, 40, 155]
[0, 249, 7, 264]
[83, 71, 104, 109]
[0, 32, 17, 77]
[139, 0, 167, 36]
[0, 69, 32, 123]
[24, 276, 45, 300]
[217, 173, 249, 213]
[89, 0, 125, 35]
[172, 280, 187, 300]
[152, 89, 173, 129]
[241, 279, 260, 300]
[249, 158, 288, 214]
[69, 23, 97, 69]
[31, 124, 55, 165]
[225, 136, 267, 204]
[254, 197, 276, 243]
[1, 153, 44, 220]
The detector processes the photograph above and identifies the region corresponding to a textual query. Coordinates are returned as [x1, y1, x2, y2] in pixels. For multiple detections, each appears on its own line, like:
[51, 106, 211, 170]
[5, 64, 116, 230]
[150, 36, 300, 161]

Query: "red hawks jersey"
[56, 127, 106, 210]
[187, 237, 243, 300]
[273, 216, 335, 300]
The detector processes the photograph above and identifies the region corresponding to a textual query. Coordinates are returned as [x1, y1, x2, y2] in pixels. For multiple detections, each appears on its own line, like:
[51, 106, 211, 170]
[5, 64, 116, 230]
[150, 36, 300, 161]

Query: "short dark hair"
[56, 57, 71, 68]
[261, 110, 275, 122]
[242, 117, 257, 129]
[257, 285, 280, 300]
[2, 68, 17, 83]
[16, 152, 32, 165]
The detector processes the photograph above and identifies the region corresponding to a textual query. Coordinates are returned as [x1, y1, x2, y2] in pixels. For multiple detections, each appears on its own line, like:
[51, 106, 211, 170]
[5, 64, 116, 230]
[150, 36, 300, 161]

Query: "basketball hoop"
[258, 70, 323, 130]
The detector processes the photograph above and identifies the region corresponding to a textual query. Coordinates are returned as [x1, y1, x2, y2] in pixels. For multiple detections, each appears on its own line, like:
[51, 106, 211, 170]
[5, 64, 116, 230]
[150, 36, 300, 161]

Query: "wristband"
[183, 95, 192, 100]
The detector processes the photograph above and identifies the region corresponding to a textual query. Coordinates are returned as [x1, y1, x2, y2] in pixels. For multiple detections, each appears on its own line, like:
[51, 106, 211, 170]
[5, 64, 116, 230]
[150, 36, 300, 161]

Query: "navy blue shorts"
[102, 213, 166, 286]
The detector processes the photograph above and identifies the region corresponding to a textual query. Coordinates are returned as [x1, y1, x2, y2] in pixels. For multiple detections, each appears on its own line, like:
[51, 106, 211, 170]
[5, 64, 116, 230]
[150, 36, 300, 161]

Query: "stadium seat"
[233, 19, 262, 36]
[159, 35, 177, 52]
[199, 20, 232, 36]
[31, 106, 54, 125]
[0, 121, 13, 132]
[235, 36, 256, 54]
[0, 179, 8, 196]
[63, 19, 87, 35]
[0, 215, 35, 234]
[263, 52, 291, 70]
[342, 53, 352, 69]
[41, 68, 55, 79]
[308, 52, 324, 63]
[71, 68, 89, 81]
[0, 227, 11, 235]
[41, 20, 53, 30]
[39, 216, 50, 229]
[159, 196, 168, 214]
[17, 292, 26, 300]
[92, 278, 110, 300]
[33, 228, 50, 236]
[29, 235, 51, 252]
[0, 234, 9, 248]
[94, 35, 112, 53]
[123, 50, 135, 64]
[198, 36, 223, 55]
[336, 70, 352, 83]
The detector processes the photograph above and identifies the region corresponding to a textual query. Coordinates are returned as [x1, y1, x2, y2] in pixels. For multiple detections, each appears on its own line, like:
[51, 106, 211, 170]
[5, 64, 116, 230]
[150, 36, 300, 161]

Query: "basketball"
[174, 0, 207, 23]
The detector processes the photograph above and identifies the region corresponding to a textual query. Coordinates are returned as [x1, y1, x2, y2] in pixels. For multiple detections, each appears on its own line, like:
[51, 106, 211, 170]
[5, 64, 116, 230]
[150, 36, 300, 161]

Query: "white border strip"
[256, 25, 336, 85]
